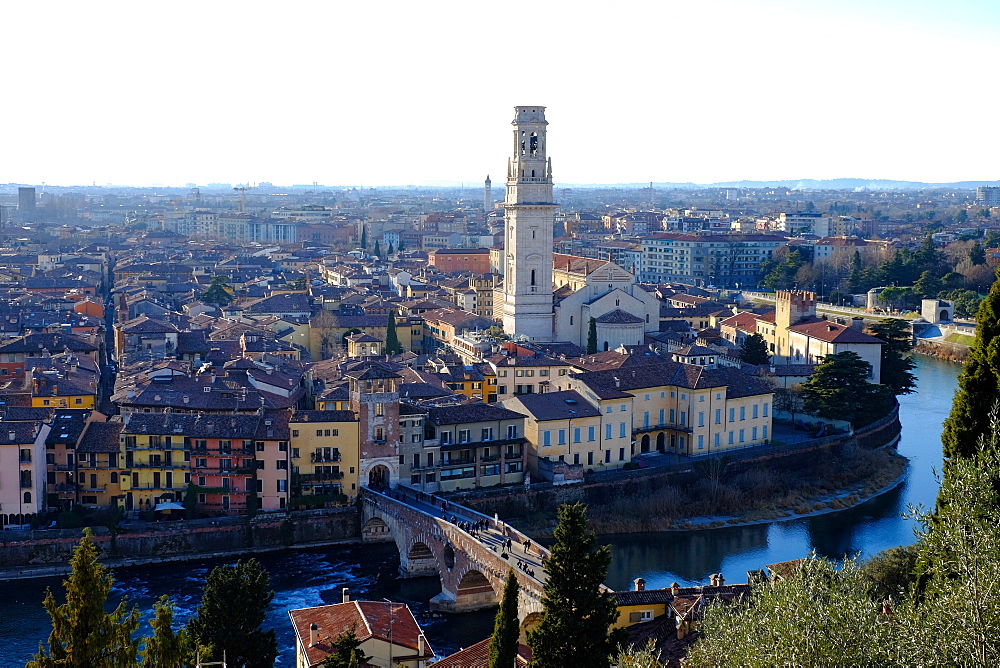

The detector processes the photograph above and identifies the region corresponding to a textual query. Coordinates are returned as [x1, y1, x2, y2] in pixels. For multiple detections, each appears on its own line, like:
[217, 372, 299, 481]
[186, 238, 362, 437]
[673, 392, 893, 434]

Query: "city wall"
[0, 506, 360, 580]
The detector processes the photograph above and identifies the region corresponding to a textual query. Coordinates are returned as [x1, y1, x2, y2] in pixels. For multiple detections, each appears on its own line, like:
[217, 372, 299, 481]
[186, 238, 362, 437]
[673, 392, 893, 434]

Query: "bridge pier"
[400, 541, 438, 578]
[430, 568, 499, 613]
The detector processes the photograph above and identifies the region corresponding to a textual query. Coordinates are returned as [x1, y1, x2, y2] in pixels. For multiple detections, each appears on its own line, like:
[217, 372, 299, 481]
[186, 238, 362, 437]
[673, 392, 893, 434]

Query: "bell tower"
[501, 106, 556, 341]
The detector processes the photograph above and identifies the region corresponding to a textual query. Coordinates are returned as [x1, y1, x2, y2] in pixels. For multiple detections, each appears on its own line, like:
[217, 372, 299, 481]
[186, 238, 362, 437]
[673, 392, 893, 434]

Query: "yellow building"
[290, 410, 361, 502]
[502, 390, 620, 474]
[76, 421, 124, 508]
[29, 369, 97, 409]
[485, 347, 573, 402]
[118, 414, 190, 512]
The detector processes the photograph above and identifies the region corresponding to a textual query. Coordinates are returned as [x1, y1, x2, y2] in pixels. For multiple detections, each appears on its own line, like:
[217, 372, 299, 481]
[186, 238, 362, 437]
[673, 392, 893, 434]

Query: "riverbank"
[506, 446, 908, 540]
[914, 340, 969, 362]
[0, 506, 360, 581]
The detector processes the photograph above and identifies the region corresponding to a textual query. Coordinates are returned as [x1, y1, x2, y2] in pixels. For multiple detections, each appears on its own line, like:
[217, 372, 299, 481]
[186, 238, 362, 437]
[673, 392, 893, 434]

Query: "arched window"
[23, 492, 31, 504]
[530, 270, 536, 286]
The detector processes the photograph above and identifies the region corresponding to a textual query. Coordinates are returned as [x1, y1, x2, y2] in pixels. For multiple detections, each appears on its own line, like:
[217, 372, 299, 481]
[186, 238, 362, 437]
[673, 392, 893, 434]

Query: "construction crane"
[234, 186, 252, 213]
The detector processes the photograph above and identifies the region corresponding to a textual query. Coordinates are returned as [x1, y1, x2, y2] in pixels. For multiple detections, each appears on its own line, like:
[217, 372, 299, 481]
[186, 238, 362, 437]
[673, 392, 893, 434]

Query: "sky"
[3, 0, 999, 188]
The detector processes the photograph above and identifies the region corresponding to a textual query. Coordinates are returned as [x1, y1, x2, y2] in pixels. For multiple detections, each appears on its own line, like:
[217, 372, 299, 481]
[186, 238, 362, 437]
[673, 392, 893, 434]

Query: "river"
[0, 355, 959, 666]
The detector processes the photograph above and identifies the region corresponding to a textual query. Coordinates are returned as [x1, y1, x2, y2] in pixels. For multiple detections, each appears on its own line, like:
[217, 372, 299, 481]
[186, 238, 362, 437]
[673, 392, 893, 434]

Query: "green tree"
[201, 275, 234, 307]
[320, 624, 370, 668]
[685, 556, 896, 666]
[877, 285, 914, 312]
[360, 226, 368, 249]
[941, 266, 1000, 463]
[740, 332, 770, 365]
[859, 545, 918, 603]
[799, 351, 891, 426]
[970, 241, 987, 265]
[586, 317, 598, 355]
[956, 208, 969, 224]
[980, 208, 992, 219]
[527, 503, 621, 667]
[385, 312, 401, 355]
[488, 570, 520, 668]
[186, 559, 277, 668]
[182, 483, 198, 520]
[943, 288, 984, 318]
[397, 237, 405, 252]
[373, 240, 382, 257]
[387, 242, 395, 255]
[847, 250, 865, 293]
[913, 270, 942, 299]
[29, 529, 141, 668]
[611, 640, 664, 668]
[140, 596, 193, 668]
[866, 318, 917, 395]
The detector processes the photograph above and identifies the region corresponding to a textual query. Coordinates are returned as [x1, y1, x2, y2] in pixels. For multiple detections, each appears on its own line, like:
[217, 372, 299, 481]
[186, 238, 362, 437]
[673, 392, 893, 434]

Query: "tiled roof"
[595, 308, 645, 325]
[434, 638, 531, 667]
[0, 332, 98, 354]
[427, 403, 526, 426]
[122, 413, 262, 438]
[290, 410, 357, 423]
[504, 390, 600, 421]
[288, 601, 431, 668]
[788, 319, 884, 344]
[571, 362, 773, 400]
[78, 420, 125, 453]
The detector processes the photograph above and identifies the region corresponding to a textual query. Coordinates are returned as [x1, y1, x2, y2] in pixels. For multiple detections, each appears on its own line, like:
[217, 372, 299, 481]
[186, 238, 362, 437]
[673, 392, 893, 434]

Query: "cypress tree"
[385, 312, 401, 355]
[140, 596, 192, 668]
[488, 570, 520, 668]
[867, 318, 917, 396]
[388, 242, 395, 256]
[942, 266, 1000, 464]
[360, 226, 368, 250]
[586, 317, 598, 355]
[29, 528, 140, 668]
[740, 332, 771, 365]
[527, 503, 620, 667]
[373, 240, 382, 257]
[186, 559, 277, 668]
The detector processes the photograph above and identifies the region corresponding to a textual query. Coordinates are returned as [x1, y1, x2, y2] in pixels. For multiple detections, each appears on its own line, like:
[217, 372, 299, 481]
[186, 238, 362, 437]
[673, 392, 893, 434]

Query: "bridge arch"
[362, 516, 390, 541]
[455, 568, 498, 609]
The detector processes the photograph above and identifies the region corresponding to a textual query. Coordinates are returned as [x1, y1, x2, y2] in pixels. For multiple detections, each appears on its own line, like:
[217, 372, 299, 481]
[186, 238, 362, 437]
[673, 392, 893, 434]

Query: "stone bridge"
[361, 486, 547, 628]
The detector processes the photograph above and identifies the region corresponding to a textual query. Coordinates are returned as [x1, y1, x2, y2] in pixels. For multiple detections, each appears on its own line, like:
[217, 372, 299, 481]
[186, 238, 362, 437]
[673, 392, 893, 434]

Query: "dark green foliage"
[860, 545, 918, 602]
[187, 559, 277, 668]
[29, 529, 140, 668]
[866, 318, 917, 395]
[913, 270, 942, 299]
[182, 484, 198, 520]
[740, 332, 770, 365]
[201, 275, 234, 307]
[373, 240, 381, 257]
[586, 317, 598, 355]
[846, 250, 865, 294]
[760, 250, 804, 290]
[527, 503, 621, 667]
[141, 596, 192, 668]
[956, 209, 969, 224]
[970, 241, 987, 266]
[488, 571, 520, 668]
[320, 624, 370, 668]
[800, 351, 891, 426]
[942, 288, 984, 318]
[57, 511, 83, 529]
[981, 208, 992, 219]
[942, 266, 1000, 464]
[385, 312, 401, 355]
[387, 242, 395, 255]
[360, 226, 368, 249]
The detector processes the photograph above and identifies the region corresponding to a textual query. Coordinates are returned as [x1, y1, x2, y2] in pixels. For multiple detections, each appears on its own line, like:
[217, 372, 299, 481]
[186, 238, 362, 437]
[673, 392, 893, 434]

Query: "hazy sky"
[4, 0, 999, 187]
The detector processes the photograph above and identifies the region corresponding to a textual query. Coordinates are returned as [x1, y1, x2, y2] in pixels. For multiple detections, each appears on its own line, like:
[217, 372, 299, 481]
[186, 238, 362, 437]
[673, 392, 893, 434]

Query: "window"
[728, 431, 734, 445]
[543, 431, 551, 447]
[753, 404, 759, 419]
[752, 427, 758, 440]
[441, 432, 452, 444]
[714, 433, 720, 447]
[740, 406, 746, 421]
[292, 430, 299, 438]
[572, 428, 580, 443]
[739, 429, 745, 443]
[619, 423, 626, 438]
[763, 403, 769, 417]
[729, 408, 735, 422]
[558, 430, 566, 445]
[375, 403, 384, 417]
[643, 412, 649, 427]
[680, 411, 686, 426]
[605, 406, 612, 413]
[458, 429, 471, 443]
[605, 450, 611, 463]
[277, 460, 288, 470]
[619, 448, 625, 461]
[588, 426, 595, 442]
[620, 404, 626, 411]
[669, 408, 675, 423]
[605, 424, 612, 440]
[698, 435, 704, 450]
[257, 460, 265, 470]
[277, 480, 287, 493]
[698, 412, 705, 427]
[507, 425, 518, 439]
[763, 425, 769, 439]
[715, 409, 721, 425]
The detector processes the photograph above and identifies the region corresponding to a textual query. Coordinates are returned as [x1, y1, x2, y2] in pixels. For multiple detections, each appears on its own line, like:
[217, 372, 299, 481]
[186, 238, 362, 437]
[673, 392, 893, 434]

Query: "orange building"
[428, 248, 491, 274]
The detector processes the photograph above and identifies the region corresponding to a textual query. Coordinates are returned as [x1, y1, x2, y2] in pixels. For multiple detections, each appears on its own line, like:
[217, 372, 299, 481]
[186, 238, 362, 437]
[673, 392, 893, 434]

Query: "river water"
[0, 355, 959, 666]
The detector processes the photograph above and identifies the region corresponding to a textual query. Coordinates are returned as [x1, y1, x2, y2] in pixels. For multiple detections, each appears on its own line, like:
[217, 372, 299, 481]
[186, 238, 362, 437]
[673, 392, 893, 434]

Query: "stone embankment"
[0, 506, 360, 580]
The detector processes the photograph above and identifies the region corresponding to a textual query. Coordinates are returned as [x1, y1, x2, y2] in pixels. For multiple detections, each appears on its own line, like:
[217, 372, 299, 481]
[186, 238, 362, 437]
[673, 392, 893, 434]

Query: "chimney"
[8, 430, 16, 441]
[309, 623, 319, 647]
[851, 317, 864, 331]
[342, 587, 350, 603]
[418, 634, 426, 656]
[671, 581, 680, 596]
[716, 573, 725, 586]
[633, 578, 646, 591]
[709, 573, 718, 587]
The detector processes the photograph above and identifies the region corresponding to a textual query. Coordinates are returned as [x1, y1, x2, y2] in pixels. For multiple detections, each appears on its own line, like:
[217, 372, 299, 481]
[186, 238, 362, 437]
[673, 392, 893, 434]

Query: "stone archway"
[401, 540, 438, 577]
[369, 465, 390, 490]
[454, 569, 498, 610]
[519, 611, 543, 641]
[640, 434, 650, 453]
[362, 516, 391, 542]
[656, 432, 666, 452]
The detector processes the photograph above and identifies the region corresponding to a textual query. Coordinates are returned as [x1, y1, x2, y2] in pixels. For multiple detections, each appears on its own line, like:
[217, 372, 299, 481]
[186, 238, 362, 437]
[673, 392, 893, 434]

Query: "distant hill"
[574, 178, 1000, 191]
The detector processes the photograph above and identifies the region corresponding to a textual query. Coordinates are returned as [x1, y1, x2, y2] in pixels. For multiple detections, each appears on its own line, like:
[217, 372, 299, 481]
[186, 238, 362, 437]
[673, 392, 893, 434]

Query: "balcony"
[55, 483, 78, 493]
[439, 436, 527, 452]
[127, 462, 189, 469]
[310, 453, 342, 463]
[54, 464, 74, 472]
[191, 448, 253, 457]
[632, 422, 692, 435]
[440, 457, 475, 467]
[298, 471, 344, 483]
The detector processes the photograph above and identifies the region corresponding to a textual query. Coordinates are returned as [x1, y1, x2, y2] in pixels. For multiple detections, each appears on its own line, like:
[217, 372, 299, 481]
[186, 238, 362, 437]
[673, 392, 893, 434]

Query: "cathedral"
[497, 106, 660, 349]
